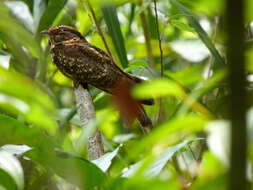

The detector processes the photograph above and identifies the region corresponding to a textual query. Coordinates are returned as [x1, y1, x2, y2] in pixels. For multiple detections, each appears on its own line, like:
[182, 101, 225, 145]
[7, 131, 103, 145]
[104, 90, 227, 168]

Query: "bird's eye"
[59, 29, 65, 33]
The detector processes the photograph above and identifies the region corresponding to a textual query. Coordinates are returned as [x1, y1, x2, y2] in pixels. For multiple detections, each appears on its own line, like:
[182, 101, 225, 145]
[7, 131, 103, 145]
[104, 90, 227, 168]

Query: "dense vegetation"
[0, 0, 252, 189]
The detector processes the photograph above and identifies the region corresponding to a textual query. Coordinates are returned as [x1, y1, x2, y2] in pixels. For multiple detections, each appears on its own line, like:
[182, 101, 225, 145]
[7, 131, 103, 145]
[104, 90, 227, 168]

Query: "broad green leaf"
[102, 4, 129, 68]
[0, 150, 24, 190]
[171, 0, 224, 68]
[132, 78, 185, 99]
[0, 67, 57, 134]
[27, 149, 107, 190]
[0, 115, 107, 190]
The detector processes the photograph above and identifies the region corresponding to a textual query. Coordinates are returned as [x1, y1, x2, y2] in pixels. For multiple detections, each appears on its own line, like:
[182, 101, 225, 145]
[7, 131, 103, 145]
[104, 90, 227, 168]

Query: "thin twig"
[74, 84, 104, 160]
[153, 0, 164, 123]
[153, 0, 163, 77]
[81, 0, 113, 59]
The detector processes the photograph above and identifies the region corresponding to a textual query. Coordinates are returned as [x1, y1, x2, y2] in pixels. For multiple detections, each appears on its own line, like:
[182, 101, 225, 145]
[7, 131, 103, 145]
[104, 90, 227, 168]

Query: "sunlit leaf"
[132, 78, 185, 99]
[0, 67, 57, 134]
[92, 145, 121, 172]
[0, 150, 24, 190]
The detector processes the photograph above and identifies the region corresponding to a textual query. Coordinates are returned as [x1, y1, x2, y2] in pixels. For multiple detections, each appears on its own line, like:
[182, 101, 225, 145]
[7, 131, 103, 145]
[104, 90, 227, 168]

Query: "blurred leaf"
[108, 177, 180, 190]
[4, 1, 34, 31]
[0, 2, 42, 61]
[123, 140, 191, 178]
[0, 145, 32, 157]
[0, 114, 107, 190]
[0, 67, 57, 134]
[165, 65, 204, 86]
[192, 151, 226, 190]
[171, 0, 224, 68]
[126, 115, 207, 161]
[92, 145, 121, 172]
[33, 0, 47, 31]
[36, 0, 67, 35]
[102, 4, 129, 68]
[131, 40, 174, 58]
[246, 0, 253, 22]
[176, 0, 224, 17]
[27, 149, 107, 190]
[132, 78, 185, 99]
[0, 150, 24, 190]
[176, 69, 226, 116]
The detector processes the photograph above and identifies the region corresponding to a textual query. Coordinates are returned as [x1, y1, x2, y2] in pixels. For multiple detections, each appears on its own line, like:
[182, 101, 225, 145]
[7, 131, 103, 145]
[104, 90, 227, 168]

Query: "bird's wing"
[78, 43, 128, 74]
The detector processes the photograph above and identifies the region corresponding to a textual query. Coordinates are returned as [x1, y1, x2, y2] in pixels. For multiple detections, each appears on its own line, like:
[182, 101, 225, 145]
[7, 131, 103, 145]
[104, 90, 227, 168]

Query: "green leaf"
[36, 0, 67, 35]
[122, 140, 192, 178]
[126, 115, 207, 161]
[171, 0, 224, 68]
[124, 60, 148, 72]
[132, 78, 185, 99]
[92, 145, 121, 172]
[102, 4, 129, 68]
[0, 150, 24, 190]
[0, 67, 57, 134]
[0, 2, 42, 69]
[0, 114, 107, 190]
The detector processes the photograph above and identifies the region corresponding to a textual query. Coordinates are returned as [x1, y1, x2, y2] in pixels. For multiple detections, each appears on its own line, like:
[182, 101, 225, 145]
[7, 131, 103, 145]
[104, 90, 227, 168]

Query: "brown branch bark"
[74, 84, 104, 160]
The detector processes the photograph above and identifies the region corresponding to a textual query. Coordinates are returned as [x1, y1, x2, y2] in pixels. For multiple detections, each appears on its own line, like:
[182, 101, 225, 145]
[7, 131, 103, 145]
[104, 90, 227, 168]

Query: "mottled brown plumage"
[41, 25, 153, 128]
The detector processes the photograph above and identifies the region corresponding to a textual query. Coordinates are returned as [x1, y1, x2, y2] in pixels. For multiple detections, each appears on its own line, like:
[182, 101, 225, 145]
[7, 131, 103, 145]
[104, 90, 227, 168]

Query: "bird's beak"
[40, 29, 49, 35]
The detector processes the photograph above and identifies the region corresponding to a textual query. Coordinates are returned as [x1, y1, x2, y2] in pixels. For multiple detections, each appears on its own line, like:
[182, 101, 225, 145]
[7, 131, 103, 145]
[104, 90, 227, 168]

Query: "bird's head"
[41, 25, 86, 45]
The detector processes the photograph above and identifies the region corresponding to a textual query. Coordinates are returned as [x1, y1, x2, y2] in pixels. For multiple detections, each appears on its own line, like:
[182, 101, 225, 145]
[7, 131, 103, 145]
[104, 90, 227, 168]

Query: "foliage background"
[0, 0, 252, 189]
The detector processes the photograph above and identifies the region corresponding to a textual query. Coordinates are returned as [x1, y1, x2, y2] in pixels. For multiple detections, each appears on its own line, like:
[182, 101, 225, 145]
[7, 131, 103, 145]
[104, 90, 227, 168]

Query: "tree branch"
[74, 84, 104, 160]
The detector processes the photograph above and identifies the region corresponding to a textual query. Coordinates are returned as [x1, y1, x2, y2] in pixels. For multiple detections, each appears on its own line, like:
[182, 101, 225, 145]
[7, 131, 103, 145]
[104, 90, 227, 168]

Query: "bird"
[41, 25, 153, 131]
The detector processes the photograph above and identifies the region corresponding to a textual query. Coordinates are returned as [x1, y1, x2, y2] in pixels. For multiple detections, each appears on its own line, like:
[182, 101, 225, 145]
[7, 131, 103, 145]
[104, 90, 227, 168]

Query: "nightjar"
[41, 25, 153, 129]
